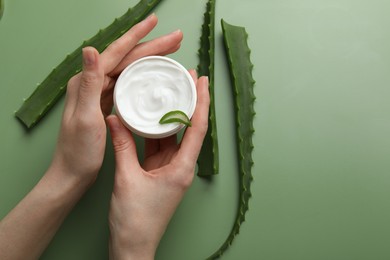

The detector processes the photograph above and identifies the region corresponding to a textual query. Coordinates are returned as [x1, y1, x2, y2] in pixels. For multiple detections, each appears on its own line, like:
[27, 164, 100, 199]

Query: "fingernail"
[147, 13, 156, 20]
[171, 29, 181, 35]
[82, 47, 95, 66]
[107, 115, 120, 132]
[203, 76, 209, 86]
[189, 69, 198, 77]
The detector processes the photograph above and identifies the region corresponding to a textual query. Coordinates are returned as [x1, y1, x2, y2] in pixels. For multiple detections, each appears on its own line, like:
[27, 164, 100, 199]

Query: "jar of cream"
[113, 56, 197, 138]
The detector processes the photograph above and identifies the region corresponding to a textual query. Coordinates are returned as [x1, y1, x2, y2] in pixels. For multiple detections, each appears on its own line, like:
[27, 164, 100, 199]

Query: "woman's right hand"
[107, 73, 210, 260]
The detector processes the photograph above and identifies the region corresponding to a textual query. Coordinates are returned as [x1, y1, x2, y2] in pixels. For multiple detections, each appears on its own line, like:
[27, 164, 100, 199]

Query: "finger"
[101, 14, 158, 73]
[188, 69, 198, 85]
[101, 89, 114, 117]
[103, 75, 115, 92]
[62, 74, 81, 118]
[158, 43, 181, 57]
[75, 47, 104, 113]
[178, 76, 210, 164]
[107, 115, 141, 172]
[101, 77, 116, 116]
[109, 29, 183, 77]
[144, 138, 159, 158]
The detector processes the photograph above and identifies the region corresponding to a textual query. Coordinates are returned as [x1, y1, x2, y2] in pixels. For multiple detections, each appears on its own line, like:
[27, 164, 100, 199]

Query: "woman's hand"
[107, 73, 209, 260]
[0, 14, 184, 260]
[50, 14, 183, 185]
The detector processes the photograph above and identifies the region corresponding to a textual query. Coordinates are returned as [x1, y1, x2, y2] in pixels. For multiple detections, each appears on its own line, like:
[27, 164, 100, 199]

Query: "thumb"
[107, 115, 141, 172]
[77, 47, 104, 112]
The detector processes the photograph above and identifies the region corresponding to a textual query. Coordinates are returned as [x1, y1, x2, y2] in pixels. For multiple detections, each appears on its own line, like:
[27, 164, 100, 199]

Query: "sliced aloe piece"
[159, 110, 192, 127]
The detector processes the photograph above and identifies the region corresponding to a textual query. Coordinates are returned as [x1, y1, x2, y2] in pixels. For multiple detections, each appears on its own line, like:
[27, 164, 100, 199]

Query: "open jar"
[113, 56, 197, 138]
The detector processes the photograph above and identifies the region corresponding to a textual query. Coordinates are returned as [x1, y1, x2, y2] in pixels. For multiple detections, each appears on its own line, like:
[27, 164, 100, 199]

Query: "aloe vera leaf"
[15, 0, 163, 129]
[0, 0, 4, 20]
[207, 19, 255, 259]
[197, 0, 219, 177]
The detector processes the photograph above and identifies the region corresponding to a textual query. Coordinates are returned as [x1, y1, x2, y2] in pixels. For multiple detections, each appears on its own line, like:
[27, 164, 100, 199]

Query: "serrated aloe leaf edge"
[197, 0, 219, 177]
[206, 19, 256, 260]
[15, 0, 163, 129]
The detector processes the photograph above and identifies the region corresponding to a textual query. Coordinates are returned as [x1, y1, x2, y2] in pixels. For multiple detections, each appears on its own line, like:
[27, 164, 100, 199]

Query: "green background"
[1, 0, 390, 259]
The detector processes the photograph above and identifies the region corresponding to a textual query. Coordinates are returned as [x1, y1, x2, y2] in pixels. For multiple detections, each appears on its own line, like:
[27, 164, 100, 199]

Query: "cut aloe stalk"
[159, 110, 192, 127]
[206, 19, 256, 260]
[0, 0, 4, 20]
[15, 0, 163, 129]
[196, 0, 219, 177]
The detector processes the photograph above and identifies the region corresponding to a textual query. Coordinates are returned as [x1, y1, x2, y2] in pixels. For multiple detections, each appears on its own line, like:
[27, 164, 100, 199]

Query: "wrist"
[109, 231, 157, 260]
[44, 162, 95, 202]
[0, 165, 92, 259]
[48, 156, 98, 189]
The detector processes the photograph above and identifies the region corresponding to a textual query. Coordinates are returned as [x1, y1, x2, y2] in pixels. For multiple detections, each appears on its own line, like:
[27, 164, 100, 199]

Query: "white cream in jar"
[114, 56, 197, 138]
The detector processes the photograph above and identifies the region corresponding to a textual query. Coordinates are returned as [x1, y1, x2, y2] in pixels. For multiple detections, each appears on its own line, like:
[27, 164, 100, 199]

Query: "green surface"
[1, 0, 390, 259]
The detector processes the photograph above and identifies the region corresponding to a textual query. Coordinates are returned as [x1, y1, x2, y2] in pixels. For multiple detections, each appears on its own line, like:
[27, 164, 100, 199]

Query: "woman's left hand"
[50, 14, 183, 185]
